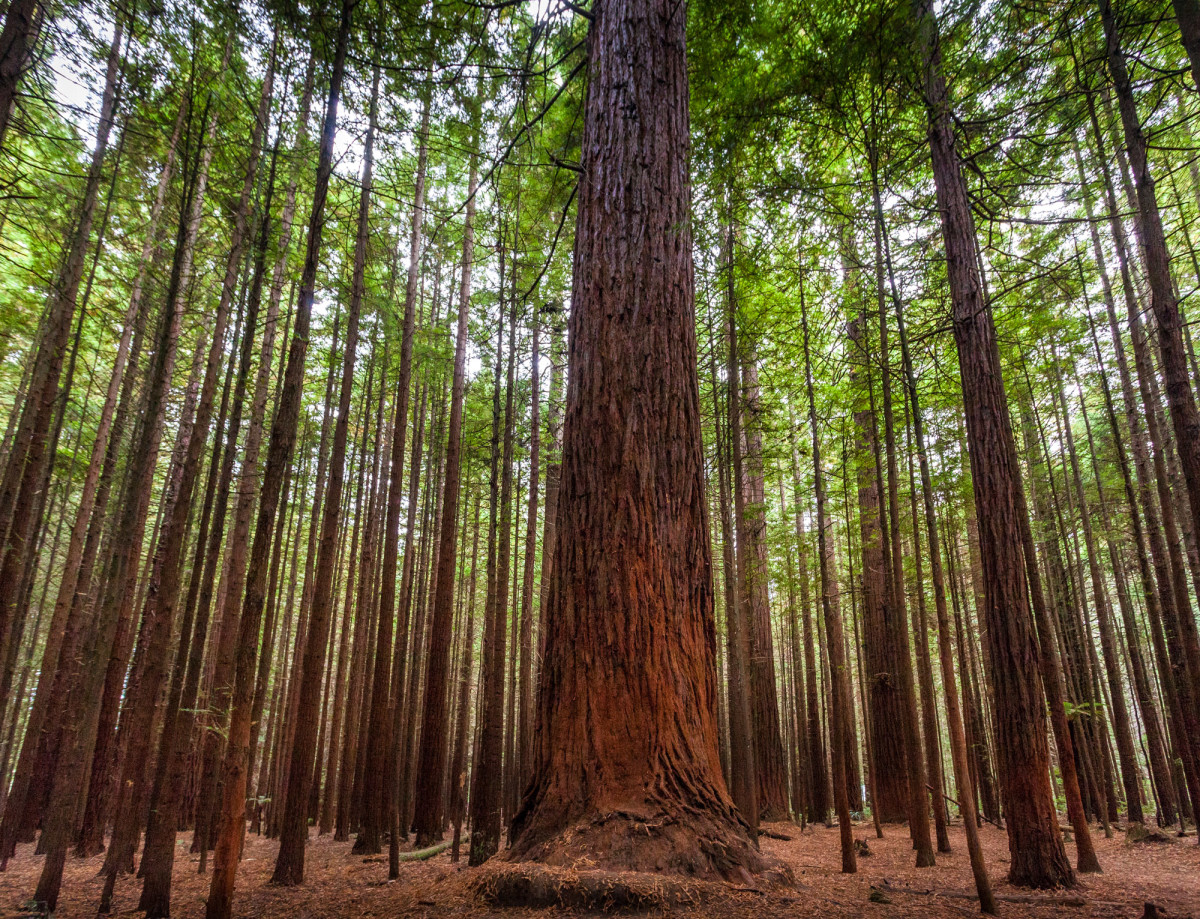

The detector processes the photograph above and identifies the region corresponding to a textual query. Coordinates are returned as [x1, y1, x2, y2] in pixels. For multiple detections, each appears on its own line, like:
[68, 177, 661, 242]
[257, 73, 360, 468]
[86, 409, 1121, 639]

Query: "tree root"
[473, 863, 725, 911]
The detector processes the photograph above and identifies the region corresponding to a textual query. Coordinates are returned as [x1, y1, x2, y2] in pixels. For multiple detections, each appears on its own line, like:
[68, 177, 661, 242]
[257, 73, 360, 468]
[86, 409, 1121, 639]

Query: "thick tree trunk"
[913, 0, 1074, 888]
[505, 0, 765, 881]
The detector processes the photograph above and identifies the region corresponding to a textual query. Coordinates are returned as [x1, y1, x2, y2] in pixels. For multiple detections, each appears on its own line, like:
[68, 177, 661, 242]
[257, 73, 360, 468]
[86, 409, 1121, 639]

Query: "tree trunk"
[0, 13, 122, 696]
[272, 13, 364, 882]
[913, 0, 1074, 887]
[1102, 0, 1200, 639]
[0, 0, 41, 155]
[467, 300, 505, 867]
[850, 314, 909, 825]
[205, 3, 353, 911]
[1172, 0, 1200, 96]
[0, 86, 183, 868]
[504, 0, 766, 881]
[357, 71, 432, 858]
[891, 242, 994, 910]
[411, 100, 478, 846]
[800, 266, 856, 874]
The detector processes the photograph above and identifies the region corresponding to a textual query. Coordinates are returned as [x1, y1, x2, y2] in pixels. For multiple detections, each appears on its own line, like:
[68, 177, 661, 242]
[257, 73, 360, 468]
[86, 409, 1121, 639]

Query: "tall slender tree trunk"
[1054, 353, 1143, 825]
[801, 267, 856, 874]
[715, 271, 756, 831]
[467, 303, 504, 867]
[273, 15, 366, 883]
[867, 177, 934, 864]
[357, 69, 432, 858]
[1014, 393, 1102, 873]
[891, 247, 994, 910]
[205, 3, 353, 911]
[724, 239, 788, 822]
[850, 314, 908, 825]
[1102, 0, 1200, 633]
[0, 14, 123, 692]
[411, 94, 479, 847]
[0, 87, 183, 867]
[913, 0, 1073, 887]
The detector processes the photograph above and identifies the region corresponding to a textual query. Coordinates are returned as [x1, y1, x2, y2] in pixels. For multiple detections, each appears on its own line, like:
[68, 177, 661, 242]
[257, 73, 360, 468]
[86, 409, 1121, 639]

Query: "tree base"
[475, 863, 719, 911]
[502, 808, 793, 891]
[475, 860, 793, 912]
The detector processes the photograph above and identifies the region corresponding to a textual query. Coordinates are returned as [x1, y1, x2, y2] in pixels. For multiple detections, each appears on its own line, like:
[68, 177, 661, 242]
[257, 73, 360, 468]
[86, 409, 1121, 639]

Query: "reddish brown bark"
[1101, 0, 1200, 697]
[272, 9, 361, 881]
[791, 435, 829, 827]
[715, 275, 756, 831]
[505, 0, 764, 880]
[892, 255, 994, 910]
[0, 13, 122, 696]
[357, 75, 432, 858]
[204, 2, 353, 910]
[913, 0, 1074, 888]
[411, 119, 478, 847]
[800, 267, 856, 874]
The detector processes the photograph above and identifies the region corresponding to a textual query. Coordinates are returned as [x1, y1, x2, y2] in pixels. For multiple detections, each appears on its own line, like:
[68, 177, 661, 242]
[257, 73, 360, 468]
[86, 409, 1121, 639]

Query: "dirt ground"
[0, 819, 1196, 918]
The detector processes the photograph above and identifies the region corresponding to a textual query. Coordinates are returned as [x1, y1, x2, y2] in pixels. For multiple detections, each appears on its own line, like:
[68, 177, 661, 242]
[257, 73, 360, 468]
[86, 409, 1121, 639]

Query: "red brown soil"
[0, 819, 1196, 917]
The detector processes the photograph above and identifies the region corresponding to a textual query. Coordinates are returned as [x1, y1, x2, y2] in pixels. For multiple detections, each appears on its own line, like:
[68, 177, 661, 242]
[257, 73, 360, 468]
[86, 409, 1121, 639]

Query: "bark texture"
[506, 0, 766, 880]
[913, 0, 1074, 888]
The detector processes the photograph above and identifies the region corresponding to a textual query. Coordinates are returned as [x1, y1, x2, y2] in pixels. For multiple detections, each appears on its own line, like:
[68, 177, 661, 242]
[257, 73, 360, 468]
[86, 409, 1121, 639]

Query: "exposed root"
[473, 863, 723, 911]
[504, 808, 792, 887]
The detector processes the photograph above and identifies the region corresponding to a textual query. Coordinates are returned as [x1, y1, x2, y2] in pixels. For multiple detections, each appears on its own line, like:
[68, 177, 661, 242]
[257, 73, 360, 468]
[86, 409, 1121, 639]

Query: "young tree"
[912, 0, 1074, 888]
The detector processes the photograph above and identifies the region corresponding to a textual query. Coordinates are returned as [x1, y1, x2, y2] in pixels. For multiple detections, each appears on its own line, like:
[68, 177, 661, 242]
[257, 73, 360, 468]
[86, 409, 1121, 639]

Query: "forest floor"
[0, 819, 1196, 918]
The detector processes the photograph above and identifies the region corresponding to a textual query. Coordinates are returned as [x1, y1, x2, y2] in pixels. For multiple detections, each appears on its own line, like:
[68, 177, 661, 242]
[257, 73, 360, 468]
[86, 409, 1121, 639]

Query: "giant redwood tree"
[505, 0, 768, 882]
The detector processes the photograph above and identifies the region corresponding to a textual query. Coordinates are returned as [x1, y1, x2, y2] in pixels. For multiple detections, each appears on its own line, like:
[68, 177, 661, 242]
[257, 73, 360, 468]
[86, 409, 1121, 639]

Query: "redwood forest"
[1, 0, 1200, 915]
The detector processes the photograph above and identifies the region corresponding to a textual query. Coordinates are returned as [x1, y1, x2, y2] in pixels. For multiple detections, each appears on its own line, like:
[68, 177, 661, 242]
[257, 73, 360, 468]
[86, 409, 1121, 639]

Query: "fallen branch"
[927, 784, 1003, 830]
[365, 841, 450, 865]
[758, 829, 793, 841]
[397, 841, 451, 862]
